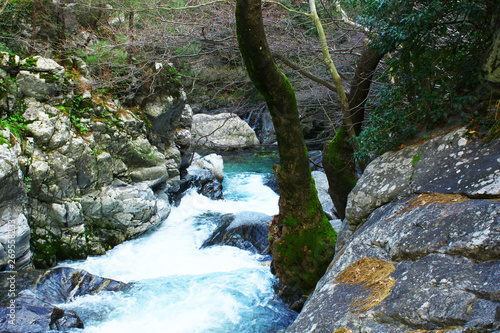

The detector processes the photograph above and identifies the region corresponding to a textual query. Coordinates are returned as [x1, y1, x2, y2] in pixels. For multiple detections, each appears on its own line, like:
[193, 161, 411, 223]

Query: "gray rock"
[191, 113, 260, 149]
[143, 91, 187, 142]
[312, 171, 337, 220]
[0, 206, 31, 270]
[0, 144, 30, 270]
[286, 195, 500, 333]
[201, 211, 272, 254]
[17, 71, 61, 102]
[346, 128, 500, 231]
[20, 56, 65, 77]
[190, 153, 224, 181]
[121, 136, 167, 168]
[184, 153, 224, 199]
[82, 182, 170, 238]
[0, 267, 125, 332]
[128, 164, 169, 186]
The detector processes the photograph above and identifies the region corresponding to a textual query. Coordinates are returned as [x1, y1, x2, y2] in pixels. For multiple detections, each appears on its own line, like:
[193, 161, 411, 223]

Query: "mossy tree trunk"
[322, 43, 383, 220]
[236, 0, 336, 293]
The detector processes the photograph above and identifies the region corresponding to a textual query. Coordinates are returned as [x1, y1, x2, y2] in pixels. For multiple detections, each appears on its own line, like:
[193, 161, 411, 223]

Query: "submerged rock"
[202, 211, 271, 254]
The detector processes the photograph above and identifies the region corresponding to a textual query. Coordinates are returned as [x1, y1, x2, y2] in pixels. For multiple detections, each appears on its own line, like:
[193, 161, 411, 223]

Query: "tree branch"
[0, 0, 8, 16]
[273, 53, 338, 92]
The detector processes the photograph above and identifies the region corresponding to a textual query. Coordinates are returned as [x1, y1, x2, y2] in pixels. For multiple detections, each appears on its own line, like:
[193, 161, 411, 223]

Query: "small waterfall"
[58, 149, 296, 333]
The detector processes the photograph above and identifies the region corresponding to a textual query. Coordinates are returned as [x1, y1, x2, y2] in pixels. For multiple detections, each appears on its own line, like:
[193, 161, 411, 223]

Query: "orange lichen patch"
[333, 328, 353, 333]
[333, 257, 395, 312]
[406, 327, 462, 333]
[392, 193, 469, 219]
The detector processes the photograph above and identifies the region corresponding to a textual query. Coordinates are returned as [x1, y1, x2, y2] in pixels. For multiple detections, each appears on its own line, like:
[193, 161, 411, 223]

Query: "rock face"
[0, 53, 188, 269]
[183, 153, 224, 200]
[0, 143, 31, 270]
[286, 130, 500, 333]
[345, 128, 500, 231]
[191, 113, 260, 150]
[0, 267, 125, 332]
[201, 211, 272, 254]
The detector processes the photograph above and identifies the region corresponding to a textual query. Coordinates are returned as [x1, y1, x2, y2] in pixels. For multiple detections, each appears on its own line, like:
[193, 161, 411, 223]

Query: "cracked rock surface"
[287, 130, 500, 333]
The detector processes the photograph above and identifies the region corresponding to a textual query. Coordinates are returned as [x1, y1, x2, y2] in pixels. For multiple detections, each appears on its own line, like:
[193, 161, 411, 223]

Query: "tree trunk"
[322, 43, 383, 220]
[482, 2, 500, 86]
[236, 0, 336, 294]
[348, 43, 384, 136]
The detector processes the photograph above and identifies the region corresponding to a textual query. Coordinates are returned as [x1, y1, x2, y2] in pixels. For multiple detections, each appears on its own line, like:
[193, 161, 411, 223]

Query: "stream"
[58, 149, 297, 333]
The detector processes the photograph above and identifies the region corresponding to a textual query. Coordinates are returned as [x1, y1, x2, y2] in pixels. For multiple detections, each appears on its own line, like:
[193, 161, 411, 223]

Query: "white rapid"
[59, 152, 296, 333]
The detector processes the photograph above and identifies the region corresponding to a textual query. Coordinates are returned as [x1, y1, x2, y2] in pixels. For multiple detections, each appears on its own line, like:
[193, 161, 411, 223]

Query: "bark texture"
[236, 0, 336, 293]
[322, 44, 383, 219]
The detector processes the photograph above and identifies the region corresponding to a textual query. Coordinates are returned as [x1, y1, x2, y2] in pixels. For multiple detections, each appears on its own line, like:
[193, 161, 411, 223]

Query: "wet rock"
[0, 267, 125, 332]
[191, 113, 260, 150]
[202, 211, 272, 254]
[183, 153, 224, 200]
[33, 267, 125, 304]
[0, 292, 83, 332]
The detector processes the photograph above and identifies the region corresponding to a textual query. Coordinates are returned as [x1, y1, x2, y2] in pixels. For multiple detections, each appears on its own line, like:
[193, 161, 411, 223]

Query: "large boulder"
[285, 194, 500, 333]
[286, 132, 500, 333]
[346, 128, 500, 231]
[201, 211, 272, 254]
[191, 113, 260, 150]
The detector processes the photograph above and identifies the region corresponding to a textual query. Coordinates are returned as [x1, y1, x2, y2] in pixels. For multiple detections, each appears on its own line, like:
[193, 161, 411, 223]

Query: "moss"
[327, 127, 349, 172]
[275, 216, 336, 293]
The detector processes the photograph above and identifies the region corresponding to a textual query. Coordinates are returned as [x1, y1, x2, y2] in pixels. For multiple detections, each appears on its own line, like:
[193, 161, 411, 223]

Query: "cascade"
[58, 149, 296, 333]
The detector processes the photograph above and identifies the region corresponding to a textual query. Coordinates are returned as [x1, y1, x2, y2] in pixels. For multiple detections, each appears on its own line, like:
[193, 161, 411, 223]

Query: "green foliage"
[0, 111, 28, 139]
[348, 0, 491, 162]
[21, 56, 39, 68]
[63, 93, 92, 134]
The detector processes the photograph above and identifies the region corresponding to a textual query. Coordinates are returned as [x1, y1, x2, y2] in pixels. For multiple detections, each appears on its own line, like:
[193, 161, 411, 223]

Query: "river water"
[59, 149, 297, 333]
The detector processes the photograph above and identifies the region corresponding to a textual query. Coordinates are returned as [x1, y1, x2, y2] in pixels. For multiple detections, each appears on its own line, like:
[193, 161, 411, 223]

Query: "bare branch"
[273, 52, 340, 92]
[0, 0, 8, 16]
[263, 0, 311, 18]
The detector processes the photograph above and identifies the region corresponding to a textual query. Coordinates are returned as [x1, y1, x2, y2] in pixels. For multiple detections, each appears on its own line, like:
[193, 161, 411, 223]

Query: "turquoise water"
[59, 149, 296, 333]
